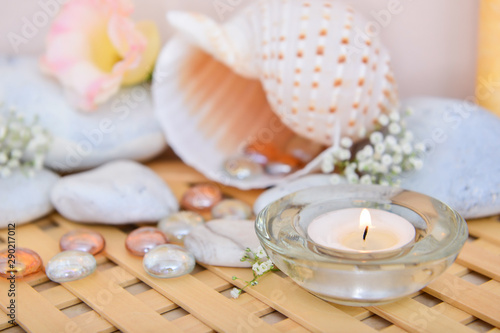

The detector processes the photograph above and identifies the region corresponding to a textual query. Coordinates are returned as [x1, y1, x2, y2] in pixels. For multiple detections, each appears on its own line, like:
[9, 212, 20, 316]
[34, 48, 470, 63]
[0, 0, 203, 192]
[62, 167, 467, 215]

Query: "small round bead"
[0, 248, 43, 278]
[125, 227, 168, 256]
[211, 199, 252, 219]
[46, 251, 96, 283]
[60, 229, 105, 255]
[181, 183, 223, 212]
[158, 211, 204, 242]
[143, 244, 195, 278]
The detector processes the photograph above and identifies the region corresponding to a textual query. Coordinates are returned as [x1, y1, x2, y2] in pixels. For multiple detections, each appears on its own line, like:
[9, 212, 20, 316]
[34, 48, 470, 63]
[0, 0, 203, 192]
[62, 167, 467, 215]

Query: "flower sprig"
[230, 246, 277, 299]
[0, 106, 51, 178]
[321, 108, 426, 186]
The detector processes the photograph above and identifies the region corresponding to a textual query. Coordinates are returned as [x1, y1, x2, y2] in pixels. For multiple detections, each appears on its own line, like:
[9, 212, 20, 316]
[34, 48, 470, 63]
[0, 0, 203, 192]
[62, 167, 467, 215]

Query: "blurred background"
[1, 0, 478, 100]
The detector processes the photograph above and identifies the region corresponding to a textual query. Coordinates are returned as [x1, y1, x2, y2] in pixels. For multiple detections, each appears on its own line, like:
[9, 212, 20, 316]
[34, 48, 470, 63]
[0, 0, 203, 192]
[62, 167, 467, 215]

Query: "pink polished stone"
[125, 227, 168, 256]
[60, 229, 105, 255]
[181, 183, 223, 212]
[0, 248, 43, 278]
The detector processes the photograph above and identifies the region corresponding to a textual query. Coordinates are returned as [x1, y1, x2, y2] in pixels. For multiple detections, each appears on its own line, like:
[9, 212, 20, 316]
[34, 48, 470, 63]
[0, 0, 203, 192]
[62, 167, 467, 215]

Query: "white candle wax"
[307, 208, 415, 254]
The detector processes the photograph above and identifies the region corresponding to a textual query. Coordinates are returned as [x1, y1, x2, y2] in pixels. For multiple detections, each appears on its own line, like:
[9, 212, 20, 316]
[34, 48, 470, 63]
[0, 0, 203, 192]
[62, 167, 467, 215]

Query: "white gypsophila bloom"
[402, 142, 413, 155]
[415, 142, 426, 153]
[0, 125, 6, 139]
[390, 144, 402, 155]
[230, 288, 241, 299]
[405, 107, 414, 116]
[379, 179, 390, 186]
[330, 174, 343, 185]
[374, 143, 385, 154]
[378, 114, 389, 126]
[410, 157, 424, 170]
[389, 111, 400, 122]
[376, 163, 389, 174]
[391, 165, 402, 174]
[404, 131, 414, 141]
[7, 159, 20, 169]
[392, 154, 403, 164]
[339, 149, 351, 161]
[0, 167, 11, 178]
[370, 131, 383, 145]
[252, 262, 264, 276]
[347, 173, 359, 184]
[33, 154, 45, 170]
[10, 149, 23, 159]
[356, 150, 365, 161]
[363, 145, 374, 157]
[255, 246, 267, 259]
[340, 137, 353, 148]
[381, 154, 393, 166]
[259, 260, 274, 273]
[388, 123, 401, 135]
[0, 152, 7, 164]
[385, 135, 397, 147]
[360, 174, 372, 184]
[321, 158, 335, 173]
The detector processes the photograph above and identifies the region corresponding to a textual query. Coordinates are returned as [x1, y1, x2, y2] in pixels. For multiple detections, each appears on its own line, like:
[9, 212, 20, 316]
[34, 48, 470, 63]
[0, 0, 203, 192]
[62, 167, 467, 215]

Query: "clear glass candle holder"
[255, 185, 468, 306]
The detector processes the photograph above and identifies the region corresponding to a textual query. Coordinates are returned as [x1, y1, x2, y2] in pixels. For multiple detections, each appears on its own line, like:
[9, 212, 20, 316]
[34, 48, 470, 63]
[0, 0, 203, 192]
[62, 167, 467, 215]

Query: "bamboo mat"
[1, 157, 500, 333]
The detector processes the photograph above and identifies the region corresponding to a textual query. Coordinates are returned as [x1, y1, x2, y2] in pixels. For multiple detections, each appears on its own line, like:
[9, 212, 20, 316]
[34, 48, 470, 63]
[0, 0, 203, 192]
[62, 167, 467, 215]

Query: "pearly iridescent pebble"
[60, 229, 105, 255]
[143, 244, 196, 278]
[211, 199, 252, 219]
[46, 251, 96, 283]
[285, 136, 324, 163]
[0, 248, 43, 278]
[224, 157, 263, 180]
[181, 183, 223, 212]
[158, 211, 204, 242]
[126, 227, 168, 256]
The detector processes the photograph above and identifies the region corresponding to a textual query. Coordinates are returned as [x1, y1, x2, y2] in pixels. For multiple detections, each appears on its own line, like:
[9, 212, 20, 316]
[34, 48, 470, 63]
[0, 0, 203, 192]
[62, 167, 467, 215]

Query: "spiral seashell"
[153, 0, 399, 189]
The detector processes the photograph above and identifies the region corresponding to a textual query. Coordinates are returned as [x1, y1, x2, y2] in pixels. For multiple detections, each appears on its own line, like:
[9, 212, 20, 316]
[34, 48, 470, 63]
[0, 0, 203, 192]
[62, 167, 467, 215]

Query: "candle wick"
[363, 226, 369, 241]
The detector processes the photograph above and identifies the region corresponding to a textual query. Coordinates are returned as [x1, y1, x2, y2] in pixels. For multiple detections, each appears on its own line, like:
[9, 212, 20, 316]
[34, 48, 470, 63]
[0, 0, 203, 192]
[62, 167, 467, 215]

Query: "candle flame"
[360, 209, 372, 228]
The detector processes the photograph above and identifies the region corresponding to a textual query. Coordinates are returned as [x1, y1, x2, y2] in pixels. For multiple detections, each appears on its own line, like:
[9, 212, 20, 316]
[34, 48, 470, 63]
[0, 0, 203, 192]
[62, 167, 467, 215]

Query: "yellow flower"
[40, 0, 160, 111]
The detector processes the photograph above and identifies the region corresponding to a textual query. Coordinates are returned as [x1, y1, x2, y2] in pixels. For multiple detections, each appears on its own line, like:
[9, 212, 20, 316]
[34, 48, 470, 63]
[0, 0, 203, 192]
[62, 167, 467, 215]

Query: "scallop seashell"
[153, 0, 398, 189]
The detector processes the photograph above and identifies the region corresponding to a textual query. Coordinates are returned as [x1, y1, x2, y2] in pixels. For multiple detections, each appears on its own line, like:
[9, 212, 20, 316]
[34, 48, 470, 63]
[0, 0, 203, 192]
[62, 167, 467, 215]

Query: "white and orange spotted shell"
[153, 0, 399, 189]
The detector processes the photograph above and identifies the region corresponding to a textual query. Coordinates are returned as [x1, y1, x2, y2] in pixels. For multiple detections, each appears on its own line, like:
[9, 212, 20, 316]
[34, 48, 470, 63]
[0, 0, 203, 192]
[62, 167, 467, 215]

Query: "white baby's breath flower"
[378, 114, 389, 126]
[10, 149, 23, 159]
[384, 135, 397, 147]
[381, 154, 393, 166]
[230, 288, 242, 299]
[363, 145, 374, 157]
[0, 152, 7, 164]
[338, 149, 351, 161]
[255, 246, 267, 259]
[402, 142, 413, 155]
[374, 143, 385, 154]
[410, 157, 423, 170]
[388, 122, 401, 135]
[389, 111, 400, 122]
[391, 165, 402, 174]
[347, 173, 359, 184]
[370, 131, 383, 145]
[0, 125, 6, 139]
[0, 167, 11, 178]
[380, 179, 390, 186]
[330, 174, 343, 185]
[321, 158, 335, 173]
[392, 154, 403, 164]
[252, 262, 264, 276]
[360, 174, 372, 184]
[415, 142, 426, 153]
[404, 131, 414, 141]
[340, 137, 353, 148]
[7, 159, 20, 169]
[260, 260, 274, 272]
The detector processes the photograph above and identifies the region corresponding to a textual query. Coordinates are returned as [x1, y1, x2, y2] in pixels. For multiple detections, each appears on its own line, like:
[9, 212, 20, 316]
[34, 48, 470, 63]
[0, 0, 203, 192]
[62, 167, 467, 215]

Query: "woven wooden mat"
[1, 158, 500, 333]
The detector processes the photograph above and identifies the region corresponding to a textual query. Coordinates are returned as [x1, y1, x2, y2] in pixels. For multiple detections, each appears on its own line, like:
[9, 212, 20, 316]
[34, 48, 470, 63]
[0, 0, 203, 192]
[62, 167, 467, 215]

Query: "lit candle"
[307, 208, 415, 255]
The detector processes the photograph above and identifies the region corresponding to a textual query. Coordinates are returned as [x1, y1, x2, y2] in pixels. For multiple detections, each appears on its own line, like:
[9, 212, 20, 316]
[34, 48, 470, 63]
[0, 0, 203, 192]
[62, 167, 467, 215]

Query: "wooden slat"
[467, 217, 500, 245]
[370, 298, 474, 333]
[456, 242, 500, 281]
[53, 217, 281, 333]
[0, 281, 82, 333]
[424, 272, 500, 327]
[206, 266, 377, 333]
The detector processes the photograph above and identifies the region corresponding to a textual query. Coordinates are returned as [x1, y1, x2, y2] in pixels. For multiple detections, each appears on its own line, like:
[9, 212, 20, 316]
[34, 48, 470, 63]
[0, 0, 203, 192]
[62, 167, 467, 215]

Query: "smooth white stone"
[400, 97, 500, 219]
[157, 211, 205, 242]
[184, 219, 261, 267]
[143, 244, 195, 278]
[46, 250, 96, 283]
[0, 56, 166, 172]
[51, 160, 178, 224]
[253, 174, 336, 215]
[0, 169, 59, 227]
